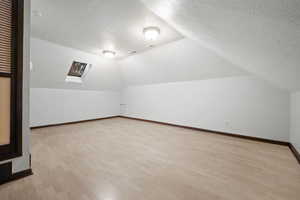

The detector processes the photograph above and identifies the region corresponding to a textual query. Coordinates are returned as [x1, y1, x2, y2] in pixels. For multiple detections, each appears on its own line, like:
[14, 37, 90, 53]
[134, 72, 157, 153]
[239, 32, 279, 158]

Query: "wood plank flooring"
[1, 117, 300, 200]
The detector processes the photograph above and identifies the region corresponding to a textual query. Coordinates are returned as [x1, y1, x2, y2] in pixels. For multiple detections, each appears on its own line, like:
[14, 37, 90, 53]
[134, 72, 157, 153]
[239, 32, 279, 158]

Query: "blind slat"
[0, 0, 13, 73]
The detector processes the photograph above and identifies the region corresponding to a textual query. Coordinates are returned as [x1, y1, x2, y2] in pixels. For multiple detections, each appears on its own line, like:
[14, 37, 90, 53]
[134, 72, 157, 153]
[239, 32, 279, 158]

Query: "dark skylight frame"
[67, 61, 88, 77]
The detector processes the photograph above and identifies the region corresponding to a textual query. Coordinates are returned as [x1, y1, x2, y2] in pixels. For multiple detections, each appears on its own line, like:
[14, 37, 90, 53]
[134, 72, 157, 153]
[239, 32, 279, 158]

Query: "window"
[68, 61, 87, 77]
[65, 61, 91, 83]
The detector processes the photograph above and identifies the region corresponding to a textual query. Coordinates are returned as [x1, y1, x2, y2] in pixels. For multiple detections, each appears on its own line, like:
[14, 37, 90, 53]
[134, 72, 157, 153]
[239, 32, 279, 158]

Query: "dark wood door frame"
[0, 0, 24, 161]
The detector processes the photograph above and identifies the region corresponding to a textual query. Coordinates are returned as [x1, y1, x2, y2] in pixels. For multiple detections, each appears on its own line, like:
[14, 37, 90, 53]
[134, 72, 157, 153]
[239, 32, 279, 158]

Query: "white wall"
[290, 92, 300, 152]
[121, 76, 290, 141]
[30, 36, 291, 143]
[30, 88, 120, 127]
[30, 38, 122, 127]
[119, 38, 290, 142]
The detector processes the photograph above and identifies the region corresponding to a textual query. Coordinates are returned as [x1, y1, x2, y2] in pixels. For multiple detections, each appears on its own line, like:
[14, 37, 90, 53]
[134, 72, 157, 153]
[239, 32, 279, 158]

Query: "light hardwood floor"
[1, 117, 300, 200]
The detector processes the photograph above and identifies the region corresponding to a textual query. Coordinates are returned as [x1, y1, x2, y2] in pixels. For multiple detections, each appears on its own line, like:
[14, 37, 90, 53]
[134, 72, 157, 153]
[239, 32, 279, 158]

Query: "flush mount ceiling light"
[143, 26, 160, 41]
[102, 50, 116, 58]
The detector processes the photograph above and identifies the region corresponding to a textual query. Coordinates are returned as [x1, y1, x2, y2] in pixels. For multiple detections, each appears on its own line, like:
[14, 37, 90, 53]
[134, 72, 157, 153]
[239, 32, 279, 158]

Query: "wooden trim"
[0, 0, 24, 162]
[119, 116, 290, 146]
[120, 116, 300, 164]
[9, 168, 33, 182]
[0, 162, 11, 183]
[14, 0, 24, 157]
[0, 144, 10, 156]
[0, 168, 33, 185]
[289, 143, 300, 164]
[30, 116, 120, 129]
[30, 116, 299, 165]
[0, 161, 32, 186]
[0, 72, 11, 77]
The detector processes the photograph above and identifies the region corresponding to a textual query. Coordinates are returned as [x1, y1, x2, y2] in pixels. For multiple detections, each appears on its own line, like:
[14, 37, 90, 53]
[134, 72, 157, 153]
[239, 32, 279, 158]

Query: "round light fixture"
[143, 26, 160, 41]
[102, 50, 116, 58]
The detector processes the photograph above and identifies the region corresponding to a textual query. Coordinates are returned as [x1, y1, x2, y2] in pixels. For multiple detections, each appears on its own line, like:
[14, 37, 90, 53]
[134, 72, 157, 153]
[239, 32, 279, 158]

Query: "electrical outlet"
[225, 121, 230, 127]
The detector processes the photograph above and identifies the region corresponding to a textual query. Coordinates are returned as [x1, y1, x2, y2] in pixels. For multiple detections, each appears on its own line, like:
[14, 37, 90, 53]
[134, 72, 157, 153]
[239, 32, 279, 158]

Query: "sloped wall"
[31, 38, 122, 91]
[30, 37, 291, 142]
[119, 39, 249, 86]
[141, 0, 300, 91]
[120, 39, 290, 141]
[30, 38, 122, 127]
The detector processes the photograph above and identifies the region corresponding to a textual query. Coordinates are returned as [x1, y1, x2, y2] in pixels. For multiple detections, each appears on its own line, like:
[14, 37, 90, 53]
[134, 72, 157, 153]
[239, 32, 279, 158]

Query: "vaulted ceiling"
[31, 0, 300, 91]
[30, 38, 122, 91]
[141, 0, 300, 91]
[119, 39, 250, 86]
[31, 0, 183, 59]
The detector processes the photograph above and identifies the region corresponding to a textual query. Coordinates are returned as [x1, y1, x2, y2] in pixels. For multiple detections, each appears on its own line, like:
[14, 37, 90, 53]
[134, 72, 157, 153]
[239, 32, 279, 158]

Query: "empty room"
[0, 0, 300, 199]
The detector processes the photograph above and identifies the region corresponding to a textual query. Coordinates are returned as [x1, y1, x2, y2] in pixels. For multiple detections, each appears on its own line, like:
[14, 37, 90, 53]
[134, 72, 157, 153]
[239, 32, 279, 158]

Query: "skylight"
[68, 61, 87, 77]
[65, 61, 91, 83]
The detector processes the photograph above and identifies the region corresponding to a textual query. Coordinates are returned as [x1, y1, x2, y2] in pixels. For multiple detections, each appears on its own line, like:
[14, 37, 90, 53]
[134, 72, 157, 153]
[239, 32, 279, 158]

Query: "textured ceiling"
[31, 0, 300, 91]
[31, 0, 183, 59]
[141, 0, 300, 91]
[119, 39, 250, 86]
[31, 38, 122, 91]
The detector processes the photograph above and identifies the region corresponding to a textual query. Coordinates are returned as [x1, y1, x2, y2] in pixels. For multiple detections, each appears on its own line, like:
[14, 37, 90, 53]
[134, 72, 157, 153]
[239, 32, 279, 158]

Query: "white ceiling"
[31, 0, 183, 59]
[31, 0, 300, 91]
[141, 0, 300, 91]
[31, 38, 122, 91]
[119, 39, 250, 86]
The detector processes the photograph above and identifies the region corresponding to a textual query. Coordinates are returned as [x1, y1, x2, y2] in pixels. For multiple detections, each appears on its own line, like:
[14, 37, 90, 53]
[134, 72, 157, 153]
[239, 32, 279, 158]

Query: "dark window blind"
[0, 0, 13, 74]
